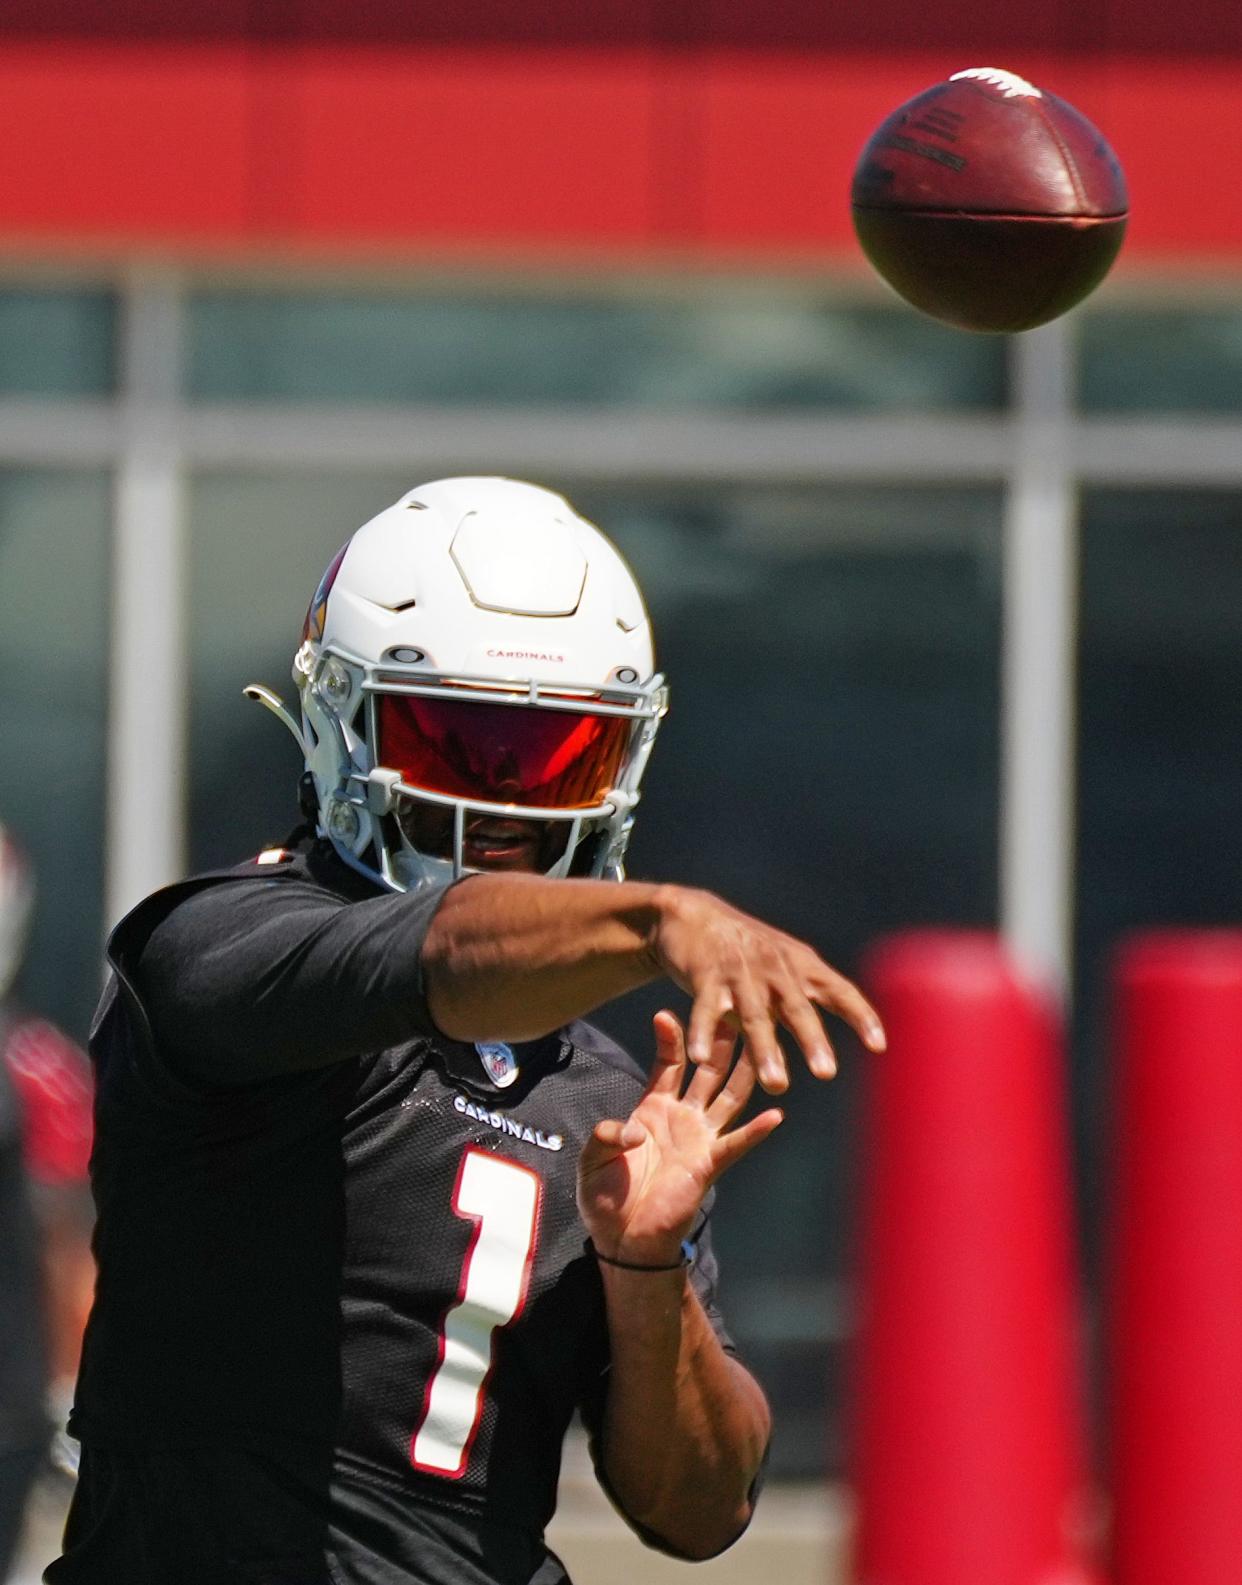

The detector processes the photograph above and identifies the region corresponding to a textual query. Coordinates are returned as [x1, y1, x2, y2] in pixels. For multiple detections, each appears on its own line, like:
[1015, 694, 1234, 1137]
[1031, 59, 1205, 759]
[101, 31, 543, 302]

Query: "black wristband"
[590, 1241, 688, 1272]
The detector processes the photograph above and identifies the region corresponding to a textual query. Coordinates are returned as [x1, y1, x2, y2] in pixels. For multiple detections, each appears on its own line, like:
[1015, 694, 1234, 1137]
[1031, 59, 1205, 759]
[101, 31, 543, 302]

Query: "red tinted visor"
[375, 693, 632, 809]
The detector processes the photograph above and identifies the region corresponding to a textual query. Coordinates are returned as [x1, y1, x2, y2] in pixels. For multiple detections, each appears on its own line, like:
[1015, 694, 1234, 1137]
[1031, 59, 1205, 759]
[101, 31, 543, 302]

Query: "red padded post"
[1108, 932, 1242, 1585]
[852, 931, 1096, 1585]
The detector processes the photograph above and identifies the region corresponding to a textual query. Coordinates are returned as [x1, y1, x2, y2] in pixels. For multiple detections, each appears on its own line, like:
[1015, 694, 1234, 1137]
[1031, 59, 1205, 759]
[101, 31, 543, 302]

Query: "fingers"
[703, 1050, 757, 1128]
[648, 1007, 749, 1108]
[772, 978, 836, 1081]
[725, 947, 886, 1083]
[809, 966, 887, 1053]
[653, 1012, 767, 1117]
[646, 1010, 688, 1098]
[583, 1115, 648, 1165]
[680, 1019, 775, 1123]
[686, 982, 734, 1067]
[706, 1019, 738, 1071]
[662, 892, 885, 1084]
[729, 962, 790, 1094]
[644, 1007, 767, 1127]
[685, 1022, 740, 1108]
[695, 975, 876, 1090]
[619, 1116, 648, 1150]
[710, 1108, 784, 1176]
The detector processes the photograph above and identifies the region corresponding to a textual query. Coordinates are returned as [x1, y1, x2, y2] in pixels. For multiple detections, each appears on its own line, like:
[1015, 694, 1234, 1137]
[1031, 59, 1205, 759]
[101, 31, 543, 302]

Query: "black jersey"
[58, 842, 734, 1585]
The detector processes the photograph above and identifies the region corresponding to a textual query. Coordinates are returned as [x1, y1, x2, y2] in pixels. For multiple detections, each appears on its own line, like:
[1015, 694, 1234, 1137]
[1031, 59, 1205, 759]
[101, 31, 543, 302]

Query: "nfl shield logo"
[475, 1041, 520, 1089]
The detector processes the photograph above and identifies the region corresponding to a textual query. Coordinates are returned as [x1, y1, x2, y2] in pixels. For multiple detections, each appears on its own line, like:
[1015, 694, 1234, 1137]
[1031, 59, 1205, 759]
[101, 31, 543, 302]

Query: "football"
[850, 67, 1128, 333]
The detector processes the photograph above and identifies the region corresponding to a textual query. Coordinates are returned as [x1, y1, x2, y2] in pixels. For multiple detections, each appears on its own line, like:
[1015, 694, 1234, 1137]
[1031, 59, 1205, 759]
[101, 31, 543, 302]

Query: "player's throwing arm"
[423, 873, 886, 1096]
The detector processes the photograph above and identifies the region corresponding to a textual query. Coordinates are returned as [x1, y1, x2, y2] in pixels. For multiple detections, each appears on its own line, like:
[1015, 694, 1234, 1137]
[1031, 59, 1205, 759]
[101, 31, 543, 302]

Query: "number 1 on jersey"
[411, 1148, 542, 1477]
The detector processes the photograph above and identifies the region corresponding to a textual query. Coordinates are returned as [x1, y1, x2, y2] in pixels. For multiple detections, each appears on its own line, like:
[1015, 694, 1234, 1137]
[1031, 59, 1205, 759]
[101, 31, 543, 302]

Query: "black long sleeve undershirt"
[135, 868, 453, 1083]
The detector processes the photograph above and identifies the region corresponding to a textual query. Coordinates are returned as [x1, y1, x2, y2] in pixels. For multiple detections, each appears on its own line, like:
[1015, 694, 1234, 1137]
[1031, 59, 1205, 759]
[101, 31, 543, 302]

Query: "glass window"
[186, 286, 1007, 411]
[1079, 307, 1242, 413]
[574, 484, 1003, 1473]
[1076, 492, 1242, 1241]
[0, 470, 112, 1042]
[0, 288, 116, 397]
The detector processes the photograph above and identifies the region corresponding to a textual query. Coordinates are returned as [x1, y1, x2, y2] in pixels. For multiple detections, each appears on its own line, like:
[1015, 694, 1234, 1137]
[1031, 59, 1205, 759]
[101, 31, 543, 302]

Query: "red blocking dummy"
[852, 932, 1096, 1585]
[1108, 932, 1242, 1585]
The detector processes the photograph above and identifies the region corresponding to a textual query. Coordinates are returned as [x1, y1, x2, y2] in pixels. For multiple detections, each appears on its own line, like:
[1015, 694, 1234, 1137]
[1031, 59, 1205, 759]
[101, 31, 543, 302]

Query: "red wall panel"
[0, 44, 253, 238]
[0, 39, 1237, 266]
[284, 50, 659, 247]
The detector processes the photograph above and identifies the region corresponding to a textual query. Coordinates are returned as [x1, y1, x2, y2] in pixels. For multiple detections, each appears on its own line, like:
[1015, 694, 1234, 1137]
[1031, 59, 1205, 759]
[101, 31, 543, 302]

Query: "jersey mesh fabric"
[66, 843, 737, 1580]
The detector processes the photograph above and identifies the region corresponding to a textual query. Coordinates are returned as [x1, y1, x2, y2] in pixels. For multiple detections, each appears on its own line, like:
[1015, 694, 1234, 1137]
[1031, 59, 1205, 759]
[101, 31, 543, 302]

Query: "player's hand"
[650, 886, 885, 1093]
[577, 1011, 784, 1268]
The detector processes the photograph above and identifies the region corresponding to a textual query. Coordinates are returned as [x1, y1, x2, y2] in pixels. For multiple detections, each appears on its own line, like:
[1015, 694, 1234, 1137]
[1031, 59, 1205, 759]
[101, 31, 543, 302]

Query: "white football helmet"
[248, 477, 667, 893]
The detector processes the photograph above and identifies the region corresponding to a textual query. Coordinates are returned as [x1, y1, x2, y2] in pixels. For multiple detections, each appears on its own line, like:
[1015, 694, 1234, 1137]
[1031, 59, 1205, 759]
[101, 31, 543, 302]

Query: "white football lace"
[950, 67, 1042, 100]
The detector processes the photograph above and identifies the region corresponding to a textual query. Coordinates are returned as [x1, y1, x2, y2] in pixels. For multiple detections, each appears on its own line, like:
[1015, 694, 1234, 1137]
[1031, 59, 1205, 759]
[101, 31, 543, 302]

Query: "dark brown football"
[851, 67, 1128, 333]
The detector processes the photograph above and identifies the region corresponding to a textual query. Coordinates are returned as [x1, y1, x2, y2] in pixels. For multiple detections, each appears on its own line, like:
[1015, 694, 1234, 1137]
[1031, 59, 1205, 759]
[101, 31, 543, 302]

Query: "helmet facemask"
[297, 644, 664, 892]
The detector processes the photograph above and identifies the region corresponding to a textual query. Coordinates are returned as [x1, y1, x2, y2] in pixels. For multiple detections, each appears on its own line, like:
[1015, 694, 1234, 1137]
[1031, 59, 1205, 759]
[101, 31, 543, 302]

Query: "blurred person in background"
[0, 829, 94, 1578]
[51, 479, 883, 1585]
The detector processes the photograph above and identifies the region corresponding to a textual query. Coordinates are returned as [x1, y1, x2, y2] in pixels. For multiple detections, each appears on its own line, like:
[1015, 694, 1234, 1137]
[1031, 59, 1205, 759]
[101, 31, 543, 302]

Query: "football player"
[50, 478, 884, 1584]
[0, 826, 95, 1571]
